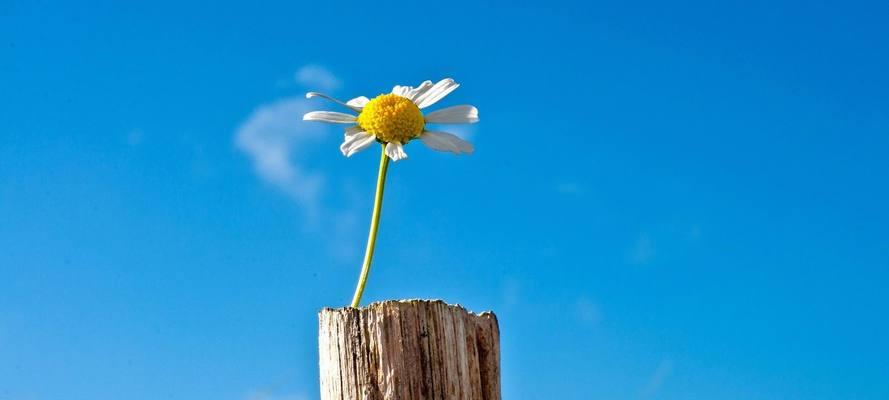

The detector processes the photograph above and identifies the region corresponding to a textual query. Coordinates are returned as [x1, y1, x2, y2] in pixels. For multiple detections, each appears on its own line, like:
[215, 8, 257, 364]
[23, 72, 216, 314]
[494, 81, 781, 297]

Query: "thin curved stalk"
[350, 143, 390, 307]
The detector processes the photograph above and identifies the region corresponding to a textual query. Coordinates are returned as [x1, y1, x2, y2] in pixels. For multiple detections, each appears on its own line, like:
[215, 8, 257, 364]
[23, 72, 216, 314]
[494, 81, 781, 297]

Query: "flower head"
[303, 78, 478, 161]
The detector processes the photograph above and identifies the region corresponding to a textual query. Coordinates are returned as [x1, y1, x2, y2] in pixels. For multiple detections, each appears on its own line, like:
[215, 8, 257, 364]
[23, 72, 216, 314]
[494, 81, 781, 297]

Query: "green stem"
[350, 143, 391, 308]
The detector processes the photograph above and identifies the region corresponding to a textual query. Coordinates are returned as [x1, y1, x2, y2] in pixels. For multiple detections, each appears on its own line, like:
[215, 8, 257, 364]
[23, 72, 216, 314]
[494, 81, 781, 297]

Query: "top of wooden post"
[321, 298, 497, 317]
[319, 299, 501, 400]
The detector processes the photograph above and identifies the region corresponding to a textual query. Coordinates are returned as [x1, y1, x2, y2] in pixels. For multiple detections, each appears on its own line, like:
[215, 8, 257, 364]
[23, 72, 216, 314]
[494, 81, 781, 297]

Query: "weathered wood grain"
[319, 300, 500, 400]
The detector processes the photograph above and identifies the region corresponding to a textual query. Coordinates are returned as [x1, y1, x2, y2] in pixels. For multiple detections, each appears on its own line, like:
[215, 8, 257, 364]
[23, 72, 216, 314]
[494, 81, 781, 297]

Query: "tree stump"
[318, 300, 501, 400]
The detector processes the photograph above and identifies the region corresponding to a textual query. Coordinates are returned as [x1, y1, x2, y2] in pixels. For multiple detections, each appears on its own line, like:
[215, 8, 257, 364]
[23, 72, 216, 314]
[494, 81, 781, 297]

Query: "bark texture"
[319, 300, 500, 400]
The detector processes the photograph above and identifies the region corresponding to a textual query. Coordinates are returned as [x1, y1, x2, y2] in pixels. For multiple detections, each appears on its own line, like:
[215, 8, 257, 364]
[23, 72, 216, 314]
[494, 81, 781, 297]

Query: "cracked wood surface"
[319, 300, 501, 400]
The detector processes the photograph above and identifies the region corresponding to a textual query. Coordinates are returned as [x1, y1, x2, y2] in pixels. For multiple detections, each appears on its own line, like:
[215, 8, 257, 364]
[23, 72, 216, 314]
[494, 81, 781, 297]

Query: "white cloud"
[235, 96, 328, 218]
[639, 359, 673, 399]
[295, 64, 340, 91]
[236, 65, 369, 261]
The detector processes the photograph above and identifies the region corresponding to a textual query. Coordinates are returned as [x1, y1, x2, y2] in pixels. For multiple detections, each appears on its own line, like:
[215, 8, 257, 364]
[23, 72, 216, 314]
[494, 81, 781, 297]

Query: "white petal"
[306, 92, 363, 112]
[419, 131, 474, 154]
[303, 111, 356, 124]
[346, 96, 369, 109]
[423, 105, 479, 124]
[340, 131, 377, 157]
[391, 85, 411, 97]
[392, 81, 434, 102]
[413, 78, 459, 109]
[406, 80, 433, 102]
[344, 125, 363, 136]
[385, 141, 408, 161]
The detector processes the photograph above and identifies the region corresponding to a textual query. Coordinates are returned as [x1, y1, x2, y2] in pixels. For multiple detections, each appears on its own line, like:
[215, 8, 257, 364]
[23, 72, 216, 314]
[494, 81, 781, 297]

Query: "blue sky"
[2, 1, 888, 399]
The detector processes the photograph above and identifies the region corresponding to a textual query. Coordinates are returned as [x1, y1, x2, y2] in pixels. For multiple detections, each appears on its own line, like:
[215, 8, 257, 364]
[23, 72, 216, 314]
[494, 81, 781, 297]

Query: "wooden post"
[318, 300, 501, 400]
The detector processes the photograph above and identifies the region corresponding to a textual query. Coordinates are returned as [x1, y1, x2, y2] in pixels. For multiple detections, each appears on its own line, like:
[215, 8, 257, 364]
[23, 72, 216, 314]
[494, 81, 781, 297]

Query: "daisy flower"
[303, 78, 478, 161]
[302, 78, 479, 308]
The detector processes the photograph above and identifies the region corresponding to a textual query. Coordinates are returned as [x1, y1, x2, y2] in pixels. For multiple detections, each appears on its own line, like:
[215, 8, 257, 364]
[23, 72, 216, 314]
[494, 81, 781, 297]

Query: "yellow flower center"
[357, 94, 425, 144]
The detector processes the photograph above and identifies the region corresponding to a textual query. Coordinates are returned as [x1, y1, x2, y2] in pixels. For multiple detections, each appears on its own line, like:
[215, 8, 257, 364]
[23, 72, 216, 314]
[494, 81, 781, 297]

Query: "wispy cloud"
[295, 64, 340, 91]
[235, 96, 328, 218]
[235, 65, 367, 260]
[639, 359, 673, 399]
